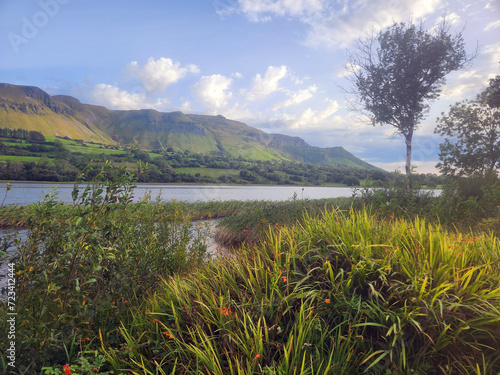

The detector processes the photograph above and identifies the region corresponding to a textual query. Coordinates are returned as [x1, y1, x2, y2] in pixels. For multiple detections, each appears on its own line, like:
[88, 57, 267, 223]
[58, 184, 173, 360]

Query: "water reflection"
[0, 182, 356, 206]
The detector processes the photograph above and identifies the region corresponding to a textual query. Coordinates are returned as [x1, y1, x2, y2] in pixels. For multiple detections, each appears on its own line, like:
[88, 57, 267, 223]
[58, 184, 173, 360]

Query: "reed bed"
[101, 208, 500, 374]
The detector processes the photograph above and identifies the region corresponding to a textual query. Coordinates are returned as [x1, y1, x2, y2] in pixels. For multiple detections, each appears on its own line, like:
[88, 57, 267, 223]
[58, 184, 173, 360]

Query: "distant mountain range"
[0, 83, 377, 169]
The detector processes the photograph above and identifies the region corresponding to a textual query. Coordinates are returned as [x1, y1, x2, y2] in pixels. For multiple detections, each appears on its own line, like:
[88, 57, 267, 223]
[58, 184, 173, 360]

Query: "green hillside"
[0, 83, 378, 169]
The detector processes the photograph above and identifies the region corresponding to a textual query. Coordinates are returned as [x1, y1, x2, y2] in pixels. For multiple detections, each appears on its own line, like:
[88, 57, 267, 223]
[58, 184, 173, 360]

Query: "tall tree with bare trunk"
[346, 18, 474, 192]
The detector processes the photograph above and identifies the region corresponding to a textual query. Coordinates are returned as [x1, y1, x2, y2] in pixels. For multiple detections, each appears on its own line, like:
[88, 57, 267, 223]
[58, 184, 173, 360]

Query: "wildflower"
[243, 229, 248, 233]
[163, 331, 173, 339]
[85, 337, 90, 341]
[124, 300, 128, 304]
[219, 307, 233, 316]
[325, 299, 331, 304]
[255, 354, 261, 360]
[153, 319, 159, 323]
[282, 276, 287, 282]
[376, 220, 382, 224]
[63, 364, 72, 374]
[138, 281, 142, 283]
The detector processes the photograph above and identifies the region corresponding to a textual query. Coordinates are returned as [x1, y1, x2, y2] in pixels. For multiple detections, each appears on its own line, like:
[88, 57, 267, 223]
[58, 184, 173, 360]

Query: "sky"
[1, 0, 499, 173]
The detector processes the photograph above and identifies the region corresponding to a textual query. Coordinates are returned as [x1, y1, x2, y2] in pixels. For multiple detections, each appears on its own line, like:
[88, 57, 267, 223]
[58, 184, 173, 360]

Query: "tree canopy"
[347, 18, 473, 190]
[435, 83, 500, 178]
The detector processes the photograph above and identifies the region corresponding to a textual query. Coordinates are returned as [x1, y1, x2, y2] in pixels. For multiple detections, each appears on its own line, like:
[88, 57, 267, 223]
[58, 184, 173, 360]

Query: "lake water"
[0, 182, 356, 206]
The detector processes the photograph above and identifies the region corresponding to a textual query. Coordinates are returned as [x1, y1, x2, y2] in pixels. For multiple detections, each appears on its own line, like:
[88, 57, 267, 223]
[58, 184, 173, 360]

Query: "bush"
[0, 162, 209, 373]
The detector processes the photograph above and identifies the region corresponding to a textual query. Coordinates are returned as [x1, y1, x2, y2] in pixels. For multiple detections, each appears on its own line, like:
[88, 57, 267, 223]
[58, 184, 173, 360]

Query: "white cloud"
[125, 57, 199, 93]
[484, 41, 500, 65]
[92, 84, 148, 110]
[304, 0, 444, 49]
[273, 85, 317, 110]
[245, 65, 288, 101]
[179, 101, 193, 113]
[193, 74, 233, 111]
[485, 20, 500, 31]
[285, 99, 340, 129]
[441, 41, 500, 100]
[230, 0, 444, 50]
[235, 0, 324, 22]
[441, 70, 484, 100]
[436, 12, 461, 26]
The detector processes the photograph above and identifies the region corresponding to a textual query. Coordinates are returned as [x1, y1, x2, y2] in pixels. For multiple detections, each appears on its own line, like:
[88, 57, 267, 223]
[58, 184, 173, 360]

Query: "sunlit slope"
[0, 84, 115, 144]
[0, 83, 378, 169]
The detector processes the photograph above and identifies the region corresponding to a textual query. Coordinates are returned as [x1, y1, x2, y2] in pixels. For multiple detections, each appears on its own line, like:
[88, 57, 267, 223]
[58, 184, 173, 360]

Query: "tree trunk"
[405, 133, 413, 194]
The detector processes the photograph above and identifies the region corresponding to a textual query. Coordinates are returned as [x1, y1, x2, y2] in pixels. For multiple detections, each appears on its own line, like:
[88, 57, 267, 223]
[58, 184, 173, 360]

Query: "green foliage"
[435, 91, 500, 177]
[102, 208, 500, 374]
[486, 74, 500, 109]
[0, 162, 208, 373]
[0, 128, 45, 142]
[347, 18, 473, 186]
[214, 197, 354, 247]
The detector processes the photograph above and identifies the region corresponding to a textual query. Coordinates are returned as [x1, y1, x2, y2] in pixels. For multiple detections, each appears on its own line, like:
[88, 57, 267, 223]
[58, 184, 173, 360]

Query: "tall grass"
[102, 208, 500, 374]
[0, 164, 209, 374]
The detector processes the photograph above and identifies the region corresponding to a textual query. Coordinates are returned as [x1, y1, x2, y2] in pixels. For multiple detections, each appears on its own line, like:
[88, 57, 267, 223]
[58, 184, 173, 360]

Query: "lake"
[0, 182, 357, 206]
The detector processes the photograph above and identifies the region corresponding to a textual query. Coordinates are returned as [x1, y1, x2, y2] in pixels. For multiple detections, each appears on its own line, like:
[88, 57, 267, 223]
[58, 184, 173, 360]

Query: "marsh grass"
[101, 208, 500, 374]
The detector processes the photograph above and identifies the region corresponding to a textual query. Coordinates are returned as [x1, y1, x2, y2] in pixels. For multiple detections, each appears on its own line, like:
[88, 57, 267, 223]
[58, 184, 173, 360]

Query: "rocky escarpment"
[0, 84, 76, 117]
[250, 132, 309, 149]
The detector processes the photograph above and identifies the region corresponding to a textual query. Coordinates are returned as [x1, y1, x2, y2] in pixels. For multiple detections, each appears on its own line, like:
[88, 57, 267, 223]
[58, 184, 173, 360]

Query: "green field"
[0, 155, 53, 162]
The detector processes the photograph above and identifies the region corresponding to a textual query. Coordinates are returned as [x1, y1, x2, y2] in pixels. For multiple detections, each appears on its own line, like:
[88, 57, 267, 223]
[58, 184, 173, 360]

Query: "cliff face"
[250, 132, 309, 149]
[0, 83, 378, 169]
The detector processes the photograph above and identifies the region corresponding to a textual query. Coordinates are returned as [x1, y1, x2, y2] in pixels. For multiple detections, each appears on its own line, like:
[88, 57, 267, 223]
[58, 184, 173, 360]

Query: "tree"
[486, 73, 500, 108]
[435, 86, 500, 178]
[346, 18, 474, 191]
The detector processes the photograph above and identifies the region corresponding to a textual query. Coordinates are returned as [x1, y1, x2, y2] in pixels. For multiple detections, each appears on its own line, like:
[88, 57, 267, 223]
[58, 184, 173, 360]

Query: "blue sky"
[1, 0, 499, 173]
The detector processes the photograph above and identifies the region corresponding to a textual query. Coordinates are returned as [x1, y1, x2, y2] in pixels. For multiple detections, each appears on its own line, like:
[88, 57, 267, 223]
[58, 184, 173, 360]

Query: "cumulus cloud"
[92, 84, 173, 111]
[273, 85, 317, 110]
[245, 65, 288, 101]
[285, 99, 340, 129]
[125, 57, 200, 93]
[193, 74, 233, 111]
[92, 84, 148, 110]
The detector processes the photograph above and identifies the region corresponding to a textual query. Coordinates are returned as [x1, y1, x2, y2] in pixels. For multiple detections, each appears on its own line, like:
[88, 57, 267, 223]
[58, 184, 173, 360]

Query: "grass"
[1, 179, 500, 374]
[100, 208, 500, 374]
[63, 144, 126, 155]
[0, 155, 53, 162]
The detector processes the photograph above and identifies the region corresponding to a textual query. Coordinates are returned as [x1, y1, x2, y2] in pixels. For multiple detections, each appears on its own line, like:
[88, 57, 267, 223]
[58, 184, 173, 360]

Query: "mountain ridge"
[0, 83, 377, 169]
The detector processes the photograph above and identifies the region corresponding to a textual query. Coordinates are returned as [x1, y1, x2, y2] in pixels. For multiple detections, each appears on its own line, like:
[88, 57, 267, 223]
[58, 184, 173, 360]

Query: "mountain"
[0, 83, 377, 169]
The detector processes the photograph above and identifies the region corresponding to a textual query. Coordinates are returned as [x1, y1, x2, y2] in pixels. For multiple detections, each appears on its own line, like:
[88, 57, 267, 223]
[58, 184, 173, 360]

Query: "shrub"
[0, 162, 209, 373]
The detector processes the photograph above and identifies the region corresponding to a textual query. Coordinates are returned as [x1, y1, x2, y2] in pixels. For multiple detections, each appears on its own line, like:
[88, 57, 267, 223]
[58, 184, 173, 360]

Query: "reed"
[101, 208, 500, 374]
